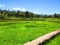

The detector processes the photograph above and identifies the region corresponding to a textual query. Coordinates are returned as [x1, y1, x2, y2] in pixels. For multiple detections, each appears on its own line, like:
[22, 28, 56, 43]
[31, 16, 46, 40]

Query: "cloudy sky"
[0, 0, 60, 14]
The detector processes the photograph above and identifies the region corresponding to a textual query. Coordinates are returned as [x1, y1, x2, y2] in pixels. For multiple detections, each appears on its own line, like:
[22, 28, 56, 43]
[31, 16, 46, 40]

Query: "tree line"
[0, 9, 60, 20]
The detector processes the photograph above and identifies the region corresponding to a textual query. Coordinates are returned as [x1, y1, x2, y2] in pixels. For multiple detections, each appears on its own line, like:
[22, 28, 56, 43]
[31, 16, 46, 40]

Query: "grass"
[0, 21, 60, 45]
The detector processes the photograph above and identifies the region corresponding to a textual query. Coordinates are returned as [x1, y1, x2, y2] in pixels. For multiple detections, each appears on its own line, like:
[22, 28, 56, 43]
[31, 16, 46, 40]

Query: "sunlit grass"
[0, 21, 60, 45]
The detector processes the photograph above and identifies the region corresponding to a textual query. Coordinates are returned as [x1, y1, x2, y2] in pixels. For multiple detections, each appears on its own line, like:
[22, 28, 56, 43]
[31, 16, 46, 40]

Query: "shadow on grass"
[0, 23, 16, 26]
[39, 34, 60, 45]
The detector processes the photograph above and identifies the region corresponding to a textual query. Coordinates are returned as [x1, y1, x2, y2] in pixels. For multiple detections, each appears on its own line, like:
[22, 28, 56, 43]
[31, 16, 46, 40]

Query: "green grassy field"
[0, 21, 60, 45]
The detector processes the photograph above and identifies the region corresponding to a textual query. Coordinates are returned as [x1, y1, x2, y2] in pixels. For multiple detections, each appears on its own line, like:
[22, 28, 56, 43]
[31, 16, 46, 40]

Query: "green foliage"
[25, 11, 30, 18]
[0, 9, 60, 20]
[54, 13, 58, 18]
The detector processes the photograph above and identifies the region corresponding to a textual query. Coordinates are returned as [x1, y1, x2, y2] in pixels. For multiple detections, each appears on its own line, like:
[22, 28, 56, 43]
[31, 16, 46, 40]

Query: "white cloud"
[22, 8, 27, 11]
[0, 4, 5, 7]
[13, 7, 21, 10]
[12, 7, 27, 11]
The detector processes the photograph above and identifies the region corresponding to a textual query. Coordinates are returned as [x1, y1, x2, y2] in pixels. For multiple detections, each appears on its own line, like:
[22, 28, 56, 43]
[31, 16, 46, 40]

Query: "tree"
[25, 11, 30, 18]
[54, 13, 58, 18]
[48, 15, 53, 18]
[30, 13, 34, 18]
[43, 15, 48, 18]
[20, 13, 25, 18]
[0, 13, 6, 20]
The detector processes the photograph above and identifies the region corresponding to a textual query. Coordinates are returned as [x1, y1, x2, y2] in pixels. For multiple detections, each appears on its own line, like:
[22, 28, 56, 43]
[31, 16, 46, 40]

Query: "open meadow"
[0, 0, 60, 45]
[0, 20, 60, 45]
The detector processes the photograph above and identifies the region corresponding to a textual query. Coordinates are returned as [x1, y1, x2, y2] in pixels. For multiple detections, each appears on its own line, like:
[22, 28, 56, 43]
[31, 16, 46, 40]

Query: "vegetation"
[0, 9, 60, 20]
[0, 9, 60, 45]
[0, 21, 60, 45]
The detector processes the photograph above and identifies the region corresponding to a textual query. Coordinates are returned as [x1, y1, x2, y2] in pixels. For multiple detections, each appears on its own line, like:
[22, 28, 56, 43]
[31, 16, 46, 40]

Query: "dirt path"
[23, 29, 60, 45]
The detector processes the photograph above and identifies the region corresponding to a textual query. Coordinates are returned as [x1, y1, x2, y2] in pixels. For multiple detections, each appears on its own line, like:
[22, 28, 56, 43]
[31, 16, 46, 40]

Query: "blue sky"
[0, 0, 60, 14]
